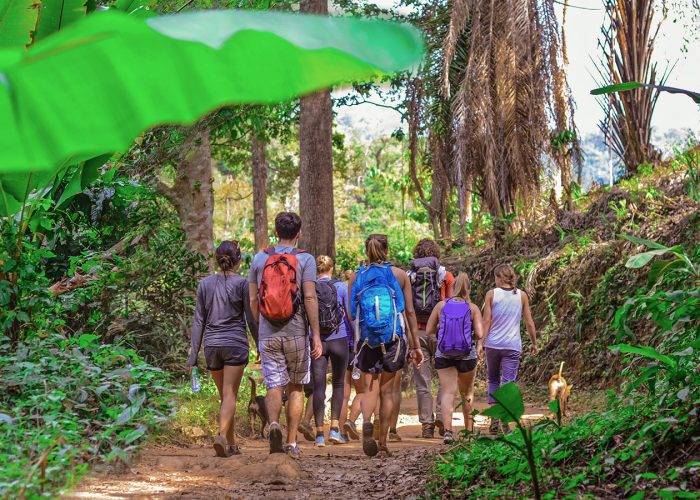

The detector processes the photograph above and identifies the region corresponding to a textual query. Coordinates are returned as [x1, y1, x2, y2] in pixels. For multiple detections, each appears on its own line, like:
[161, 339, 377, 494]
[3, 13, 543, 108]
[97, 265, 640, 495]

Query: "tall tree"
[298, 0, 335, 258]
[251, 135, 269, 250]
[444, 0, 577, 240]
[595, 0, 664, 176]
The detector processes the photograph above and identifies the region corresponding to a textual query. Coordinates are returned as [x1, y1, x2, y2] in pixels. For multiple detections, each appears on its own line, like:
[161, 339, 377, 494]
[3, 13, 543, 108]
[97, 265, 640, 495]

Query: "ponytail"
[452, 272, 471, 301]
[494, 264, 518, 293]
[365, 234, 389, 263]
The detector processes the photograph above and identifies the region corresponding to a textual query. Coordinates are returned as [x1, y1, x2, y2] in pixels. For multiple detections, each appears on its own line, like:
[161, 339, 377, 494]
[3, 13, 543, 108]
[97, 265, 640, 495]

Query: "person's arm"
[396, 268, 423, 366]
[188, 282, 206, 367]
[522, 291, 538, 356]
[248, 263, 260, 324]
[242, 281, 259, 350]
[478, 290, 494, 360]
[470, 303, 485, 340]
[441, 271, 455, 299]
[302, 280, 322, 359]
[425, 301, 444, 337]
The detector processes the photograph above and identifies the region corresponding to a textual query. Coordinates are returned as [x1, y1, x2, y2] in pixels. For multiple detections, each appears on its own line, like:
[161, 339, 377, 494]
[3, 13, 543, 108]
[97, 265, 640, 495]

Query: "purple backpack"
[437, 299, 473, 356]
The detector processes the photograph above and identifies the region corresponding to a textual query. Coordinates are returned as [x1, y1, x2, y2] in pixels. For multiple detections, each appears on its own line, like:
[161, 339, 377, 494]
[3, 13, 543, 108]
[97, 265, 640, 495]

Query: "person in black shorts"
[425, 272, 484, 444]
[189, 241, 257, 457]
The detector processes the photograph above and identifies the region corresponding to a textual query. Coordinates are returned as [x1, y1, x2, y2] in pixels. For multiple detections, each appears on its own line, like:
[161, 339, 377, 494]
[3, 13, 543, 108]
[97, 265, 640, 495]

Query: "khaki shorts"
[260, 335, 310, 388]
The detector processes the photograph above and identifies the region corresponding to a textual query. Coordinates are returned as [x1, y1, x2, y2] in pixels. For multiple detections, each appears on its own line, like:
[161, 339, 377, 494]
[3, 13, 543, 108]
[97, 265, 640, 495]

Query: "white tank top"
[484, 288, 523, 352]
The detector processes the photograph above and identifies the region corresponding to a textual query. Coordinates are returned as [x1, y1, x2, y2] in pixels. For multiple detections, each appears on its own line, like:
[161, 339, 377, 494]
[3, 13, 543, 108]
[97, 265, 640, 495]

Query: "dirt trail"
[68, 396, 549, 500]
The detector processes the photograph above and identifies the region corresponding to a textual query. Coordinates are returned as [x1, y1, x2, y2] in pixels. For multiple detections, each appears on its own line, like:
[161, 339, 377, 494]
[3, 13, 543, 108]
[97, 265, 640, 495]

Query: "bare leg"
[378, 371, 399, 453]
[302, 392, 314, 425]
[360, 372, 380, 422]
[265, 386, 284, 425]
[285, 383, 304, 444]
[339, 371, 351, 431]
[457, 369, 477, 432]
[390, 369, 402, 430]
[437, 368, 458, 431]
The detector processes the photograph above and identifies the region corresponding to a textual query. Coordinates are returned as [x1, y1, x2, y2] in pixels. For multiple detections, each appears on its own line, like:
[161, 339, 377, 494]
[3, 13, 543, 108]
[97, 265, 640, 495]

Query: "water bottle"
[191, 367, 201, 393]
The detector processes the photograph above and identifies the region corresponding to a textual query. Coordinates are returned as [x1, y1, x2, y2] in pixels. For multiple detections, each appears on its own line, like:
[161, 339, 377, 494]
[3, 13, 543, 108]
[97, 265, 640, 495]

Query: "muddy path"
[68, 395, 550, 500]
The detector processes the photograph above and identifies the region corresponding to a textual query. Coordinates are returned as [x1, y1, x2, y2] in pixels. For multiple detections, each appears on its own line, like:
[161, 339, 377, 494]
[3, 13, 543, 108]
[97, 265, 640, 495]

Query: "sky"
[334, 1, 700, 141]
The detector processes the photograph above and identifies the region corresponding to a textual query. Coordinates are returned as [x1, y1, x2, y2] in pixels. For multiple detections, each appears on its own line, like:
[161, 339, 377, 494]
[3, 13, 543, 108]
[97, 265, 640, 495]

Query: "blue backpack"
[438, 299, 473, 357]
[350, 263, 405, 351]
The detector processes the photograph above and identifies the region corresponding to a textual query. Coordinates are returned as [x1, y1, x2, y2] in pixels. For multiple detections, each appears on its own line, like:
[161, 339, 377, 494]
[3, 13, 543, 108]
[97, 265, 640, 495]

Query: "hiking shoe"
[489, 417, 501, 435]
[298, 421, 315, 442]
[315, 435, 326, 447]
[435, 418, 445, 437]
[269, 422, 284, 454]
[443, 429, 454, 444]
[343, 420, 360, 440]
[372, 419, 381, 441]
[227, 445, 241, 456]
[421, 422, 435, 438]
[283, 443, 302, 459]
[388, 429, 402, 442]
[362, 422, 379, 457]
[500, 420, 511, 434]
[213, 434, 228, 458]
[328, 428, 346, 444]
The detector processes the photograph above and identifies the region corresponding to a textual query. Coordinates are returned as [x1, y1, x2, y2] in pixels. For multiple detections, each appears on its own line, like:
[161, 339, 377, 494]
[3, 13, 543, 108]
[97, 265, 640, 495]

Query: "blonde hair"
[342, 270, 353, 283]
[316, 255, 334, 275]
[452, 272, 471, 301]
[494, 264, 518, 293]
[365, 234, 388, 263]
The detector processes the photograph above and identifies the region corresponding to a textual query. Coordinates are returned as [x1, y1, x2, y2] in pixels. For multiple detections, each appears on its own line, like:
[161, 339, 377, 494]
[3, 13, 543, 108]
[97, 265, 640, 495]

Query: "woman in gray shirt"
[189, 240, 257, 457]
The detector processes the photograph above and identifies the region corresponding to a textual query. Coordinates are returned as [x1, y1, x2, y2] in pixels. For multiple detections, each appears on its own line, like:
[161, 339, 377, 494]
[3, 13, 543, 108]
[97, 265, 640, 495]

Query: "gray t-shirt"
[248, 245, 316, 339]
[189, 273, 257, 366]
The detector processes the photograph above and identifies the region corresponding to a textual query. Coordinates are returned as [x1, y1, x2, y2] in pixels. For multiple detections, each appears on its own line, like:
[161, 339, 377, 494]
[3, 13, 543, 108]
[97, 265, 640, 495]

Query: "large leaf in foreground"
[481, 382, 525, 423]
[0, 9, 423, 173]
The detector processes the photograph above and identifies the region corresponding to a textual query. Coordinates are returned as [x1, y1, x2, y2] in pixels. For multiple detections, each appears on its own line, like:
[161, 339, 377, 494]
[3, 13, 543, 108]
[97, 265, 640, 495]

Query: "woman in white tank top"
[478, 265, 537, 434]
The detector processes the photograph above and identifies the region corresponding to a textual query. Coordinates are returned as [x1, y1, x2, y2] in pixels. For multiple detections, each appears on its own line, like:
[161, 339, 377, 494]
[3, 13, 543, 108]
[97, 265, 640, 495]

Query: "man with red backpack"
[248, 212, 322, 459]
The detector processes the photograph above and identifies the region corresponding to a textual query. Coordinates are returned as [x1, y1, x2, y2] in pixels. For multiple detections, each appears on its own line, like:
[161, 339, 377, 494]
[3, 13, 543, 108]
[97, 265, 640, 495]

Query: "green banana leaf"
[0, 9, 423, 175]
[0, 0, 41, 48]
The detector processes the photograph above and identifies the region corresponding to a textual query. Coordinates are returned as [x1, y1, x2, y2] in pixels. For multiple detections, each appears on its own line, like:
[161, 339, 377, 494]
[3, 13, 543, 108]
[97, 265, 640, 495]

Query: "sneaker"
[213, 434, 228, 458]
[362, 422, 379, 457]
[298, 421, 315, 442]
[421, 422, 435, 439]
[388, 428, 402, 442]
[269, 422, 284, 454]
[227, 445, 241, 456]
[343, 420, 360, 440]
[283, 443, 302, 459]
[500, 420, 511, 434]
[341, 432, 350, 442]
[443, 429, 454, 444]
[328, 428, 347, 444]
[315, 434, 326, 447]
[435, 418, 445, 437]
[489, 417, 501, 435]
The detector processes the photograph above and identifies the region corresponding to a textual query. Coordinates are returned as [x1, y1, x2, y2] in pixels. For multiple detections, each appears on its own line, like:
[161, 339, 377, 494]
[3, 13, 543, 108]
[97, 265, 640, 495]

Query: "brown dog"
[248, 376, 269, 438]
[548, 362, 573, 417]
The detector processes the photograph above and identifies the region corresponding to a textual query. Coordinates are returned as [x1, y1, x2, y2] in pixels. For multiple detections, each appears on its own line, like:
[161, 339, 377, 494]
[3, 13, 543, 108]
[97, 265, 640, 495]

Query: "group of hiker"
[188, 211, 537, 459]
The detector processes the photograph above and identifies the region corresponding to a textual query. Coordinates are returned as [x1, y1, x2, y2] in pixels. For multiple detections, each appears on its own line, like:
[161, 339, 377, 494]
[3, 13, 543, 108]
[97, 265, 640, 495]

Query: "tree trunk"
[252, 136, 269, 251]
[465, 175, 473, 223]
[160, 126, 214, 271]
[298, 0, 335, 258]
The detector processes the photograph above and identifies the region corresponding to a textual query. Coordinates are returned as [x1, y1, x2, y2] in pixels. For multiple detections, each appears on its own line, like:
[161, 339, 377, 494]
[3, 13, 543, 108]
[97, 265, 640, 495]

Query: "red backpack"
[258, 247, 305, 324]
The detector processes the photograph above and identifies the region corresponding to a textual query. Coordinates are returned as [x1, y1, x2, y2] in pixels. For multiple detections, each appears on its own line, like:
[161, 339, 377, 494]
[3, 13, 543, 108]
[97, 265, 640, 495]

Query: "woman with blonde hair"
[479, 264, 537, 434]
[426, 272, 483, 443]
[347, 234, 423, 456]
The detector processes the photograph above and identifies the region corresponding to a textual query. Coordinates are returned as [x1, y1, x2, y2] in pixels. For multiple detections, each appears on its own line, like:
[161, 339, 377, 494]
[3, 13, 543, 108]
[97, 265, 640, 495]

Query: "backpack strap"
[263, 246, 276, 255]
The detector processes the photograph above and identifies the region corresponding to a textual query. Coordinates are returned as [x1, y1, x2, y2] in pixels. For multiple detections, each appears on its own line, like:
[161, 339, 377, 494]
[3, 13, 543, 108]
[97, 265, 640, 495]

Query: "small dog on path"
[548, 362, 573, 417]
[248, 376, 269, 438]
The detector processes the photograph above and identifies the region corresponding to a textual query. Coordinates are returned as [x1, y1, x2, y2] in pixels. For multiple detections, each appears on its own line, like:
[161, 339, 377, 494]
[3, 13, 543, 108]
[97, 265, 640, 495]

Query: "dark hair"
[216, 240, 241, 272]
[365, 234, 388, 263]
[275, 212, 302, 240]
[413, 238, 440, 259]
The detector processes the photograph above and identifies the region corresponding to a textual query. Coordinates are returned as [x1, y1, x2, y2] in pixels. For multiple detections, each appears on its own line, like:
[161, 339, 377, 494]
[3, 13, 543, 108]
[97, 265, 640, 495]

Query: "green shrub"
[0, 333, 172, 498]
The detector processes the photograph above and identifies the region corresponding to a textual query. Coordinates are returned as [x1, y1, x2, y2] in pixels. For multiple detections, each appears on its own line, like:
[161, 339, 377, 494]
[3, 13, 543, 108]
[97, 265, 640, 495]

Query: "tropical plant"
[593, 0, 666, 176]
[442, 0, 578, 239]
[591, 81, 700, 105]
